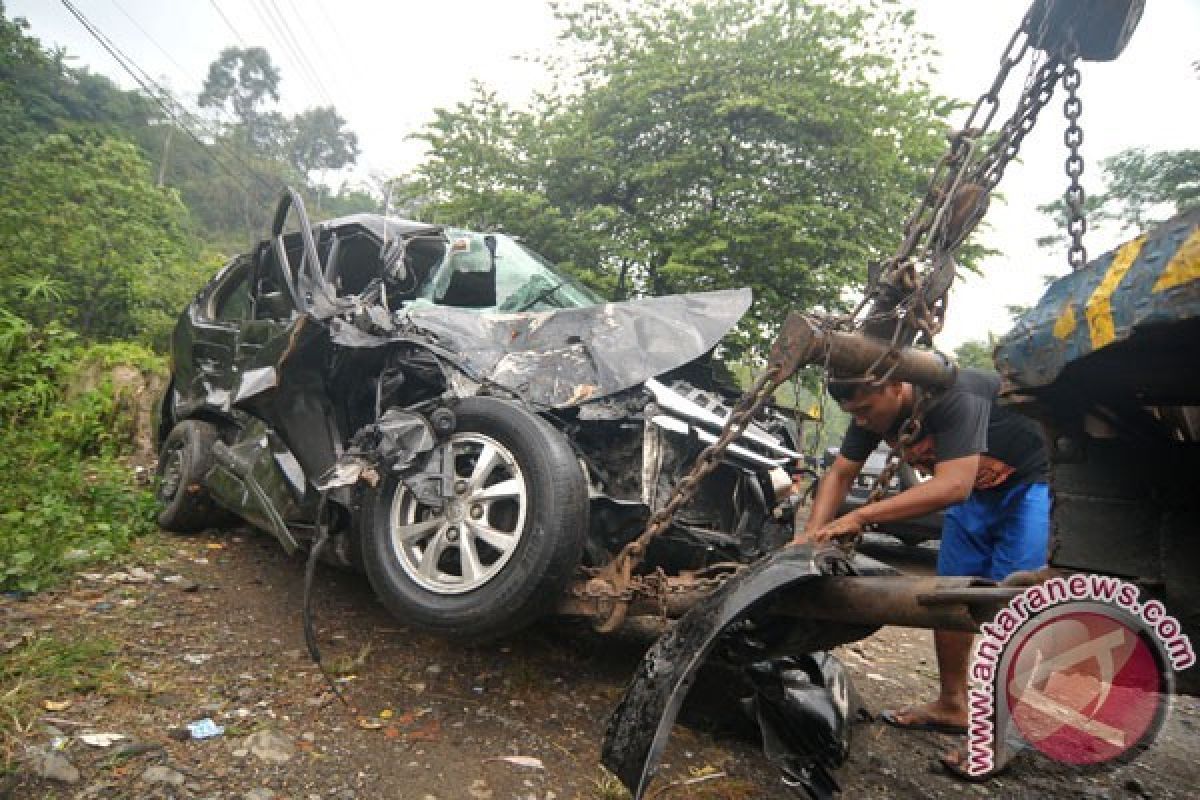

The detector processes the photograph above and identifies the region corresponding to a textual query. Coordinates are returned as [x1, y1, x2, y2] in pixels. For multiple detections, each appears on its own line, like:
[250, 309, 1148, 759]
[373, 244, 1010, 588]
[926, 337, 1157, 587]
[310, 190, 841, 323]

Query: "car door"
[234, 242, 296, 381]
[184, 256, 255, 406]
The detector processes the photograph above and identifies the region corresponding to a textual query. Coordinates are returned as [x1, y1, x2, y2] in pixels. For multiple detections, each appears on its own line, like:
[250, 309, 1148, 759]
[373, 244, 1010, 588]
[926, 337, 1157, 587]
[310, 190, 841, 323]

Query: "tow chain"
[1061, 43, 1089, 270]
[589, 1, 1106, 630]
[590, 366, 790, 631]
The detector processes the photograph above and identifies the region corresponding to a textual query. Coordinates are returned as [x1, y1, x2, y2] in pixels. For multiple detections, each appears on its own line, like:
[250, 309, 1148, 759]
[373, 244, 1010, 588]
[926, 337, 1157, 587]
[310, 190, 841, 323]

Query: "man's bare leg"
[885, 630, 973, 729]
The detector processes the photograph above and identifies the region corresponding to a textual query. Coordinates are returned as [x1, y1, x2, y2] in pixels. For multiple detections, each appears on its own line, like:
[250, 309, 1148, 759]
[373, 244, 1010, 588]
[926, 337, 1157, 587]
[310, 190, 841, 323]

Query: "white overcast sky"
[8, 0, 1199, 348]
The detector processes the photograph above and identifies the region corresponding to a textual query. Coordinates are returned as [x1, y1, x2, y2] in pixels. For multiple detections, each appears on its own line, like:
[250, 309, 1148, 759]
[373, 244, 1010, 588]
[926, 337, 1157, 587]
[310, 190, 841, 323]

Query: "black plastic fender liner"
[600, 545, 897, 798]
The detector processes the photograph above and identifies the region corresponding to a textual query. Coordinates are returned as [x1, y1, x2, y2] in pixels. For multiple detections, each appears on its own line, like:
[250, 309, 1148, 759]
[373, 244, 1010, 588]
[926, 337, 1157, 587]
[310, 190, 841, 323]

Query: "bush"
[0, 309, 161, 592]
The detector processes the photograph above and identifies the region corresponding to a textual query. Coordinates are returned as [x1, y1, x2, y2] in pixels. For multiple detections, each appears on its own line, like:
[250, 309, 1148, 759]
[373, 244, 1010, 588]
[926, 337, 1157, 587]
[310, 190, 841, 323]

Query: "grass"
[0, 315, 162, 594]
[0, 635, 127, 774]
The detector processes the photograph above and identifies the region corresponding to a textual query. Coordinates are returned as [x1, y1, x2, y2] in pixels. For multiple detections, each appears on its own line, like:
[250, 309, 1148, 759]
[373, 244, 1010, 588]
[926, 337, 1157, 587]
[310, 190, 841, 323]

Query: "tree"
[413, 0, 957, 355]
[288, 106, 359, 181]
[1098, 148, 1199, 230]
[954, 337, 997, 372]
[0, 132, 206, 344]
[1, 3, 156, 149]
[198, 46, 281, 128]
[1037, 147, 1200, 257]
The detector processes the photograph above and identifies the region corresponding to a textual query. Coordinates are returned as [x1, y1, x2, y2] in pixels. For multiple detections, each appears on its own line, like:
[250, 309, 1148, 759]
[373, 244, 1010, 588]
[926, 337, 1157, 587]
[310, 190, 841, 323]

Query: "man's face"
[839, 382, 906, 435]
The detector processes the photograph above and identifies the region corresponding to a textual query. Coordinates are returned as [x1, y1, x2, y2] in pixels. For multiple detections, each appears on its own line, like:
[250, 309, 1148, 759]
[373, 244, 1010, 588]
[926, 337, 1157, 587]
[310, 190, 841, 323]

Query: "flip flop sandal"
[880, 708, 968, 736]
[939, 748, 1011, 782]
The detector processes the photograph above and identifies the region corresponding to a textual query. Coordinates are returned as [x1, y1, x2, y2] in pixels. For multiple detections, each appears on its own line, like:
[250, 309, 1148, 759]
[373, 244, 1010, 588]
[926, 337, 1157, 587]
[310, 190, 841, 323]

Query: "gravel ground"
[3, 530, 1197, 799]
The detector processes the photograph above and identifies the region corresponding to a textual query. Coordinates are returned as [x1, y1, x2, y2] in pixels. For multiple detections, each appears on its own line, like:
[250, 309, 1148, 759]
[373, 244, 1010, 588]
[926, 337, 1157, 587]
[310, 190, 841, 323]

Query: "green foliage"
[1, 5, 362, 248]
[412, 0, 958, 356]
[1098, 148, 1200, 229]
[318, 183, 382, 219]
[0, 309, 78, 423]
[0, 311, 159, 594]
[1, 634, 126, 773]
[0, 131, 210, 345]
[953, 337, 997, 372]
[289, 106, 360, 179]
[0, 3, 155, 151]
[198, 46, 281, 129]
[1037, 147, 1200, 254]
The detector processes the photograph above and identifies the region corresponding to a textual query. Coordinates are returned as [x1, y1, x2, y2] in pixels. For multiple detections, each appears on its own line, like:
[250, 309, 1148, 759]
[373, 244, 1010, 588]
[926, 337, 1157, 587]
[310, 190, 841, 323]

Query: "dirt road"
[3, 530, 1198, 798]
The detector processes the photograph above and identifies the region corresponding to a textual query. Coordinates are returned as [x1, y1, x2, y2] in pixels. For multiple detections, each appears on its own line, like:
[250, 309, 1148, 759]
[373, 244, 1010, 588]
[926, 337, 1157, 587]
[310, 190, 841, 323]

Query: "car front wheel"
[360, 396, 587, 639]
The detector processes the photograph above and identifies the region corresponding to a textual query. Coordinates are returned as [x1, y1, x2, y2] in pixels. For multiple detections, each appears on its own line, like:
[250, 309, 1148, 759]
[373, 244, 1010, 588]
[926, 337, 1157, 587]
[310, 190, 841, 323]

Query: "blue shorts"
[937, 482, 1050, 582]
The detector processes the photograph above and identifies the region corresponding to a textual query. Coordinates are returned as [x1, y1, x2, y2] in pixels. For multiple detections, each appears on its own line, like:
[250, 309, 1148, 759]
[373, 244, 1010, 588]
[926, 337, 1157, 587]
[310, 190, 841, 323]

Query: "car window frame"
[204, 257, 256, 323]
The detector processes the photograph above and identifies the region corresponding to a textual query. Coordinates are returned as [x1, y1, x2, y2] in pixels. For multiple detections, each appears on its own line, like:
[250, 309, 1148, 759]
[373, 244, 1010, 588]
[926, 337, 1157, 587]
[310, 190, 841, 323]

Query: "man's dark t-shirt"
[839, 369, 1048, 492]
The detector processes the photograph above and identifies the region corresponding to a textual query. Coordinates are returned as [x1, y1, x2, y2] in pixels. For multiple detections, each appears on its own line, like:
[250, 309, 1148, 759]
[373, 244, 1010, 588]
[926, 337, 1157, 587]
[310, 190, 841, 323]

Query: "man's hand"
[793, 510, 867, 545]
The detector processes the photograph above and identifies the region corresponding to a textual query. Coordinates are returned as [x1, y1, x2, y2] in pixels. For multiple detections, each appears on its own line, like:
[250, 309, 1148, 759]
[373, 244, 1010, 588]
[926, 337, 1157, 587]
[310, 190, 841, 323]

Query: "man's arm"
[793, 454, 862, 544]
[806, 454, 979, 543]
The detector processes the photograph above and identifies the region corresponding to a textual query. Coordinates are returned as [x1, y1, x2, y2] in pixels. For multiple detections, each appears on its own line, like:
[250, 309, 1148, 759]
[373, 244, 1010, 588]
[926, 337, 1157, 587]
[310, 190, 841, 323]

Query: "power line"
[59, 0, 276, 196]
[248, 0, 336, 109]
[278, 0, 348, 105]
[300, 0, 364, 86]
[60, 2, 281, 193]
[207, 0, 248, 47]
[107, 0, 195, 87]
[265, 0, 337, 105]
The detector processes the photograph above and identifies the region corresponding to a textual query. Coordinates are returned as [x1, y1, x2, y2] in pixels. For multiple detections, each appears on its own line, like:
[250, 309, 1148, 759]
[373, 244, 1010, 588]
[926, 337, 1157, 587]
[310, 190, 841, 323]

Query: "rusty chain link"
[591, 366, 788, 631]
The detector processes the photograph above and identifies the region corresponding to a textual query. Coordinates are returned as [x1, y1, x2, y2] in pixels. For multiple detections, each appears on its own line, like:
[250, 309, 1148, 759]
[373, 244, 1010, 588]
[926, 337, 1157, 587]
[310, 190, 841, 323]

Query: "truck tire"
[360, 397, 587, 639]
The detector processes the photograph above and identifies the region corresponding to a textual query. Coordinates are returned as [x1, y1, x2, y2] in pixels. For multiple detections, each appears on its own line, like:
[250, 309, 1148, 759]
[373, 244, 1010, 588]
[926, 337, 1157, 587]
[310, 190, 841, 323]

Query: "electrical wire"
[265, 0, 337, 105]
[60, 0, 273, 196]
[207, 0, 248, 47]
[107, 0, 195, 86]
[248, 0, 336, 109]
[105, 0, 266, 184]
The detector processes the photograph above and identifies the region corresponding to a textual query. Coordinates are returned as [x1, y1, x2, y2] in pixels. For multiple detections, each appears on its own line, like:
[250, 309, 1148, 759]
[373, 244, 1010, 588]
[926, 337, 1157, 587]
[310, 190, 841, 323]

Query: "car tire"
[361, 396, 587, 639]
[156, 419, 225, 533]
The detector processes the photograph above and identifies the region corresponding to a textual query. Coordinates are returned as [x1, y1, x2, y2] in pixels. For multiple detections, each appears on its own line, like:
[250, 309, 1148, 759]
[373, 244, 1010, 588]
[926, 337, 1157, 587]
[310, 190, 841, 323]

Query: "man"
[795, 368, 1049, 734]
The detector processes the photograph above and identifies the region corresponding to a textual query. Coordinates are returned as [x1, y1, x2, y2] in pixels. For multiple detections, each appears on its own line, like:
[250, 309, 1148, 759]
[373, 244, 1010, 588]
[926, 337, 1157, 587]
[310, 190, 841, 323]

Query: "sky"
[7, 0, 1199, 349]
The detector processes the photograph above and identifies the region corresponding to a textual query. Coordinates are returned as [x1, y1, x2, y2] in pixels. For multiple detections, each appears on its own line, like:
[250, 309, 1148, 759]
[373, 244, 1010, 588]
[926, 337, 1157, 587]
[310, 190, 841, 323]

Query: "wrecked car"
[156, 189, 802, 638]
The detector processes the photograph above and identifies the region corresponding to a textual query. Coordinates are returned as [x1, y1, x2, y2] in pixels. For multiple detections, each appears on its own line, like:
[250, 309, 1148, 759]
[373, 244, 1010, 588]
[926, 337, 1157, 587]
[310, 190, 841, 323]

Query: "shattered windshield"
[413, 231, 604, 312]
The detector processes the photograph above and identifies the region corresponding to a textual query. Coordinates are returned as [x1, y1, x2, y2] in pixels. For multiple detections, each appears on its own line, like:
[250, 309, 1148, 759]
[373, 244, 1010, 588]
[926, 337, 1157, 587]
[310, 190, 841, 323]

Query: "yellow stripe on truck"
[1152, 227, 1200, 294]
[1086, 235, 1146, 350]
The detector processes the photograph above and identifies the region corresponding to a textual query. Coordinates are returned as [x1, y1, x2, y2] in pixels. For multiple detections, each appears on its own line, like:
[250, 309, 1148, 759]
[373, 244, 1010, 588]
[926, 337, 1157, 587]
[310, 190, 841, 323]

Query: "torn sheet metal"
[741, 653, 857, 799]
[317, 409, 435, 490]
[234, 366, 278, 404]
[400, 289, 753, 409]
[601, 545, 895, 799]
[205, 420, 303, 553]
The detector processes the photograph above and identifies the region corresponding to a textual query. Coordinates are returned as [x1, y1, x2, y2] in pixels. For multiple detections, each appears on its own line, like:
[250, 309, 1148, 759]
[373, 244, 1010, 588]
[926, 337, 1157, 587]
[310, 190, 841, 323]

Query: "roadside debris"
[603, 545, 895, 799]
[484, 755, 545, 771]
[139, 764, 185, 786]
[186, 718, 225, 739]
[78, 733, 126, 748]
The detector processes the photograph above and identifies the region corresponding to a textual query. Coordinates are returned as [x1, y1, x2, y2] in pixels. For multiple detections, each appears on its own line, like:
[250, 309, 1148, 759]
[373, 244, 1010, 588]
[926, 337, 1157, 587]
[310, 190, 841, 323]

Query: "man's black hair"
[826, 374, 888, 404]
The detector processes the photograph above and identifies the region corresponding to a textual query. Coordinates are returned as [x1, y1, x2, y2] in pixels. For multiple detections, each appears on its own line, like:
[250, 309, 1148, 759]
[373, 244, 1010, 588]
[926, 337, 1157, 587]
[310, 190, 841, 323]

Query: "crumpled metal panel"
[741, 653, 857, 799]
[601, 545, 896, 799]
[329, 288, 753, 409]
[995, 208, 1200, 391]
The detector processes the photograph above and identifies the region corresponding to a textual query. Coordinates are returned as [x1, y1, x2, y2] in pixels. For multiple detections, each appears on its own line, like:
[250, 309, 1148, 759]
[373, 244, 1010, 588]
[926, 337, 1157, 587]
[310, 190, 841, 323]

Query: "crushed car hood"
[330, 288, 753, 409]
